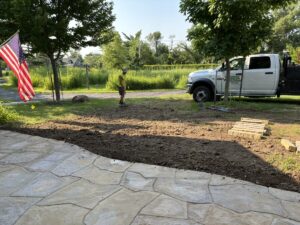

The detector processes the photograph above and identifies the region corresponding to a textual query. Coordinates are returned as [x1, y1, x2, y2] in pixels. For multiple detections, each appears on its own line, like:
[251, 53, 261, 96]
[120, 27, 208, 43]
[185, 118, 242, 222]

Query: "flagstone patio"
[0, 130, 299, 225]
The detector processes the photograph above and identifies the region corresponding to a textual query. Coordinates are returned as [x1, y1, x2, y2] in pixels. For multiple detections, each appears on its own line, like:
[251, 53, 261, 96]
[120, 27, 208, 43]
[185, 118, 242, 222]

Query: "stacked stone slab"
[228, 117, 269, 140]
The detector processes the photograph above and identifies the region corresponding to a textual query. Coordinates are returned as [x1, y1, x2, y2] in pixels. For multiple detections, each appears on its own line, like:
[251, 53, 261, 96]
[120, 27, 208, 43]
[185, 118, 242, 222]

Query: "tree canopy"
[0, 0, 115, 101]
[268, 2, 300, 54]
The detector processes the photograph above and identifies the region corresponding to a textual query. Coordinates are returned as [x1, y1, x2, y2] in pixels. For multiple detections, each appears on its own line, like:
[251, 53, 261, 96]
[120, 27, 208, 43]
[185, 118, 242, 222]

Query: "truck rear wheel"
[193, 86, 212, 102]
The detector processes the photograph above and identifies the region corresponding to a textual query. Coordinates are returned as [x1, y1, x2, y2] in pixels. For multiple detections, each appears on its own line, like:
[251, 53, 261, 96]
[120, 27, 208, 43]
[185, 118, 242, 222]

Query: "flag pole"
[0, 30, 20, 48]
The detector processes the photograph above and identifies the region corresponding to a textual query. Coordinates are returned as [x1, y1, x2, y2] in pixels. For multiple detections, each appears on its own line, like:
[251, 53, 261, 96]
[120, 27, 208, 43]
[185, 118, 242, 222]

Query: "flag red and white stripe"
[0, 32, 34, 102]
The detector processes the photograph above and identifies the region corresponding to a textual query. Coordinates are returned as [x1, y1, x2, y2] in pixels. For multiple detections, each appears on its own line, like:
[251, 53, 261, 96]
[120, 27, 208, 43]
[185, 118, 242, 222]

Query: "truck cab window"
[249, 57, 271, 69]
[230, 58, 244, 70]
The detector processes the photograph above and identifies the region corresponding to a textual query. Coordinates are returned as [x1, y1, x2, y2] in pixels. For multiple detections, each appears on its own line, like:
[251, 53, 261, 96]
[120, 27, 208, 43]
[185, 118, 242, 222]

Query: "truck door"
[243, 56, 277, 95]
[228, 58, 245, 94]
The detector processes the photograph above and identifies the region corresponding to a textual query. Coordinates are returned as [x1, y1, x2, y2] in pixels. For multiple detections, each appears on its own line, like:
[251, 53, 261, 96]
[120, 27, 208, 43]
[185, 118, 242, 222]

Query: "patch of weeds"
[267, 153, 300, 173]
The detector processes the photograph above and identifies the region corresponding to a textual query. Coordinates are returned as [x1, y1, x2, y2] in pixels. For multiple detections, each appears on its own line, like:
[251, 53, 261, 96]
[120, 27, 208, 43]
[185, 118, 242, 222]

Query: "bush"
[0, 104, 18, 125]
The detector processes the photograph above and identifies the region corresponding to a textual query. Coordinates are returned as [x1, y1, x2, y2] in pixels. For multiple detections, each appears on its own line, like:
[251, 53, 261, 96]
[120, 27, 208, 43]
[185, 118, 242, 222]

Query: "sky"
[81, 0, 192, 56]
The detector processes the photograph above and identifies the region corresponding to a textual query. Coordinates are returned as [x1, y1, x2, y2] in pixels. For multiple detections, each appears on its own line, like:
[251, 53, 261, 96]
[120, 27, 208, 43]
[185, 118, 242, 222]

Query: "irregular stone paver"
[42, 151, 73, 161]
[271, 218, 300, 225]
[188, 204, 273, 225]
[281, 200, 300, 222]
[0, 130, 300, 225]
[12, 173, 77, 197]
[25, 159, 61, 171]
[129, 163, 176, 178]
[210, 184, 286, 217]
[155, 178, 211, 203]
[141, 194, 187, 219]
[176, 169, 211, 180]
[84, 188, 158, 225]
[0, 197, 41, 225]
[131, 215, 200, 225]
[0, 152, 44, 164]
[121, 171, 155, 191]
[52, 151, 97, 176]
[0, 167, 39, 196]
[94, 156, 132, 172]
[269, 187, 300, 202]
[209, 174, 254, 186]
[73, 165, 122, 185]
[15, 205, 89, 225]
[0, 139, 31, 152]
[38, 179, 121, 209]
[20, 141, 53, 153]
[0, 165, 15, 173]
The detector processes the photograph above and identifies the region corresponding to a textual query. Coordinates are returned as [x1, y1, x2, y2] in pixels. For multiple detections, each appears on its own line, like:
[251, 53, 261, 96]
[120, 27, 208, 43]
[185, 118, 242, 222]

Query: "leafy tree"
[0, 0, 115, 101]
[84, 53, 102, 68]
[139, 42, 156, 65]
[180, 0, 293, 101]
[156, 43, 170, 64]
[69, 50, 83, 66]
[146, 32, 163, 55]
[123, 31, 142, 68]
[102, 33, 129, 69]
[268, 2, 300, 53]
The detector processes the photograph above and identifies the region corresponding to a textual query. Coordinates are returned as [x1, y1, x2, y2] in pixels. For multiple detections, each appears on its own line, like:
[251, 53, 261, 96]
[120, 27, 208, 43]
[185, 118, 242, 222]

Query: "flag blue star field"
[0, 33, 34, 102]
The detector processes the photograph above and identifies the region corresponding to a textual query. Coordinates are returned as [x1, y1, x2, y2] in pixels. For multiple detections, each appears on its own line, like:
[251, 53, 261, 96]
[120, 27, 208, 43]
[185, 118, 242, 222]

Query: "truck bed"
[280, 65, 300, 94]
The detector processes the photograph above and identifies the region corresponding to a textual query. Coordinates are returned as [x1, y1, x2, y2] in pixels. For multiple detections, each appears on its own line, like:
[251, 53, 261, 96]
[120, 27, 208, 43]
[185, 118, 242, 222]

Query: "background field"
[6, 64, 217, 91]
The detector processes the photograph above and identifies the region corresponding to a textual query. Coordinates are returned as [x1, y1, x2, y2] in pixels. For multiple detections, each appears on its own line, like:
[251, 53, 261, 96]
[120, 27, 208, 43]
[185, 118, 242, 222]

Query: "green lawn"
[2, 94, 299, 125]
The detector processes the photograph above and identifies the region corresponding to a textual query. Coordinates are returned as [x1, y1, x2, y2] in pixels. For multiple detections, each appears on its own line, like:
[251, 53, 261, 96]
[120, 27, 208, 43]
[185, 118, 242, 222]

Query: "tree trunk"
[223, 58, 230, 102]
[49, 57, 60, 102]
[239, 57, 245, 98]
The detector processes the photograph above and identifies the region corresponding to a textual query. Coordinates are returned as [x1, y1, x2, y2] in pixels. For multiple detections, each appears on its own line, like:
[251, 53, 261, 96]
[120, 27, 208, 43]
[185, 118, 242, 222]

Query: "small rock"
[296, 141, 300, 153]
[72, 95, 89, 103]
[281, 139, 297, 152]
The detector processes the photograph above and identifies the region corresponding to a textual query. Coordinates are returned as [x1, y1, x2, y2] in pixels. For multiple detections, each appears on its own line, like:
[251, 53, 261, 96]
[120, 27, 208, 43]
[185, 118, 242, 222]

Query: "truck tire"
[193, 86, 212, 102]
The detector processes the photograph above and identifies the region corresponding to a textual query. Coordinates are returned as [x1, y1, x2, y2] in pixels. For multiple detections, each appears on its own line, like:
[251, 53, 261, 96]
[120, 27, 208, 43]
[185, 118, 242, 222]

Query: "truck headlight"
[188, 76, 193, 83]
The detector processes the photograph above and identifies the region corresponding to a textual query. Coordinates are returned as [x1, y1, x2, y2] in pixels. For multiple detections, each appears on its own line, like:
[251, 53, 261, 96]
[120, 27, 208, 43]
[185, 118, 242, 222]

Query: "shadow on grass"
[7, 96, 300, 125]
[229, 96, 300, 105]
[10, 121, 300, 193]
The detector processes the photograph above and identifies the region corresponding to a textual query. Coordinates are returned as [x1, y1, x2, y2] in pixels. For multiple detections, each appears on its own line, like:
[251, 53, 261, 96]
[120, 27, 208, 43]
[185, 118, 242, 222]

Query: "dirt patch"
[10, 104, 300, 192]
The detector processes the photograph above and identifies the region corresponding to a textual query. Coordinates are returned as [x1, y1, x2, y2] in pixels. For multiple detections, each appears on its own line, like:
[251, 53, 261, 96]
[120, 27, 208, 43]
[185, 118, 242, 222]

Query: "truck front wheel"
[193, 86, 212, 102]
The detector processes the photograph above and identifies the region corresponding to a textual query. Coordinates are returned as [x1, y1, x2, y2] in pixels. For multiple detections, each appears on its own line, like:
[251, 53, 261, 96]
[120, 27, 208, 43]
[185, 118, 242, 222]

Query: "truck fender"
[189, 78, 215, 95]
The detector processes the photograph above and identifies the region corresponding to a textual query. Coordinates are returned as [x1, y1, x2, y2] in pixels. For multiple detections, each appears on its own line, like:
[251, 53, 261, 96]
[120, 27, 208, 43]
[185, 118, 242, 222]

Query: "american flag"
[0, 33, 35, 102]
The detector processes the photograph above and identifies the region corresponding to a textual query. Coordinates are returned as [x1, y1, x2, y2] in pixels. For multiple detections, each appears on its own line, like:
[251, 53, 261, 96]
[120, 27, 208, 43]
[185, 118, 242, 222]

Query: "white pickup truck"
[187, 53, 300, 102]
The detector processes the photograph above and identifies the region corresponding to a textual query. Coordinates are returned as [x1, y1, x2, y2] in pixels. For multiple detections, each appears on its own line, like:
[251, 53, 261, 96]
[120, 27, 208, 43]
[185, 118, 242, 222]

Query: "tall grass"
[105, 69, 193, 90]
[8, 65, 214, 90]
[9, 67, 109, 90]
[143, 64, 218, 70]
